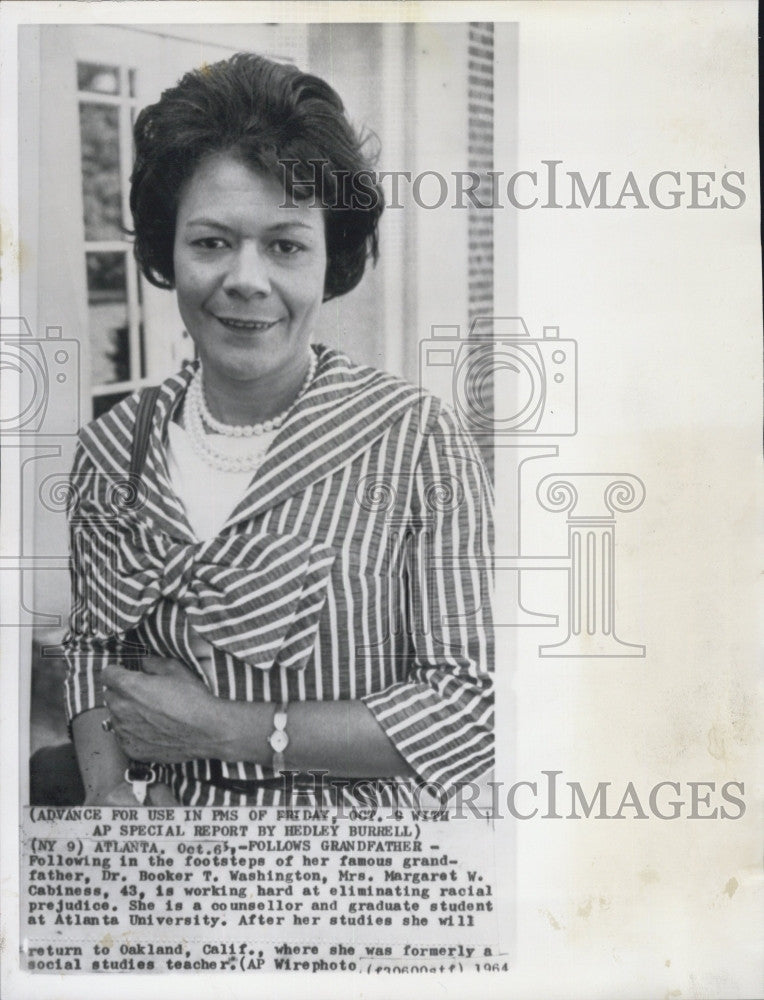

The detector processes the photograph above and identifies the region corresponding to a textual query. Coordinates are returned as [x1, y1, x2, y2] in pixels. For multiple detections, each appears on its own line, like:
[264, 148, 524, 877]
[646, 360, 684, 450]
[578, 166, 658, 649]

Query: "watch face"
[270, 730, 289, 754]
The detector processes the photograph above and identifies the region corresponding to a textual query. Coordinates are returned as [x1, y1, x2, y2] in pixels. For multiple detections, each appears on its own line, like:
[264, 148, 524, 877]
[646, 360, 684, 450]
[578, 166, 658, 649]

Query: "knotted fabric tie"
[70, 518, 336, 671]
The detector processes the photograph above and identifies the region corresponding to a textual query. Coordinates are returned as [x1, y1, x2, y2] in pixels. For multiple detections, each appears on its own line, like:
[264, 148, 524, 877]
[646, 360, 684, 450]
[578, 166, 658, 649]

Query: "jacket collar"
[221, 346, 422, 529]
[79, 346, 422, 537]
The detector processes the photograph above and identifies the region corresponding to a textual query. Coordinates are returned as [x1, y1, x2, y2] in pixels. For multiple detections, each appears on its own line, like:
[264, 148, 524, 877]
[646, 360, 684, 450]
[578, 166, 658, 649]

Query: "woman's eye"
[271, 239, 303, 256]
[193, 237, 228, 250]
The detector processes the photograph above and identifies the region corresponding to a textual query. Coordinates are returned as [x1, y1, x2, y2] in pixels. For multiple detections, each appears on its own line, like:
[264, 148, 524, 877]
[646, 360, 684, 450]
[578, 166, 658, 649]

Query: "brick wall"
[467, 23, 494, 476]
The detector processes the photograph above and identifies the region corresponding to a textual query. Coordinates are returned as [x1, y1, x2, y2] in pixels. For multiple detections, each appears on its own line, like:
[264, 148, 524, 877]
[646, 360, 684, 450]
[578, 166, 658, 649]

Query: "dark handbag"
[29, 387, 160, 806]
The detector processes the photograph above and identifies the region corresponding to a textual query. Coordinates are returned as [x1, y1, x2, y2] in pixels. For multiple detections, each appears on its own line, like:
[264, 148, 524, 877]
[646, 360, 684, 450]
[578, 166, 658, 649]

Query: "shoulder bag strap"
[129, 385, 161, 480]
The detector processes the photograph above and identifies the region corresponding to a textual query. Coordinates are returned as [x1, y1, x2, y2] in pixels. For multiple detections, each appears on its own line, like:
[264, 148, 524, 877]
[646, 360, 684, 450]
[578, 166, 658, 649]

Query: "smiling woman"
[61, 52, 494, 808]
[173, 157, 327, 419]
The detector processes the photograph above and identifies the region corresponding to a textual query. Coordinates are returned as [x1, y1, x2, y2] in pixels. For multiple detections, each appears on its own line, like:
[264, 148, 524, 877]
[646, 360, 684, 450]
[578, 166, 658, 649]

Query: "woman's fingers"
[101, 656, 220, 763]
[103, 657, 204, 728]
[103, 657, 190, 685]
[102, 663, 136, 696]
[140, 655, 191, 677]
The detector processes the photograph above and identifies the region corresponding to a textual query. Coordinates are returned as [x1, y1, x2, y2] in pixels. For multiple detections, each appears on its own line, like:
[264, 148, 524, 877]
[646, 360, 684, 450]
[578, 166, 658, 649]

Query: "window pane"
[77, 62, 120, 95]
[128, 68, 136, 99]
[86, 252, 130, 385]
[79, 102, 122, 240]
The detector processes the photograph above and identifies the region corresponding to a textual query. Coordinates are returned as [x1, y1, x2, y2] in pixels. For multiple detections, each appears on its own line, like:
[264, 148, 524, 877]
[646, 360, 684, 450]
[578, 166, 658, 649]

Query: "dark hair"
[130, 52, 384, 301]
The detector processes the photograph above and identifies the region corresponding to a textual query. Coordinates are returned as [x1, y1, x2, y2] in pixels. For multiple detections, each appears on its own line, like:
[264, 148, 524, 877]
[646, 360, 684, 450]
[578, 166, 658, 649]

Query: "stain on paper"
[722, 877, 738, 898]
[541, 909, 564, 931]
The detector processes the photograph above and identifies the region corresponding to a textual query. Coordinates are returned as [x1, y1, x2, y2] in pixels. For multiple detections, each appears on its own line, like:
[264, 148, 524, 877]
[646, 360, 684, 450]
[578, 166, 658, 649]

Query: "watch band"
[268, 702, 289, 774]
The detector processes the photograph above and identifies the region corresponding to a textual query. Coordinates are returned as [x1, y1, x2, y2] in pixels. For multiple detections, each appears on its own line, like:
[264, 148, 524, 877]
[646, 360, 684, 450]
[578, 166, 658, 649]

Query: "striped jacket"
[63, 346, 494, 806]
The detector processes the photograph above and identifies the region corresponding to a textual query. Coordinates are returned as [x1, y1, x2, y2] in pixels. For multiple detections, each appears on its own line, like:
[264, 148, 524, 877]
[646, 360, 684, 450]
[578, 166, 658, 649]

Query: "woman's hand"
[101, 656, 417, 778]
[102, 656, 227, 763]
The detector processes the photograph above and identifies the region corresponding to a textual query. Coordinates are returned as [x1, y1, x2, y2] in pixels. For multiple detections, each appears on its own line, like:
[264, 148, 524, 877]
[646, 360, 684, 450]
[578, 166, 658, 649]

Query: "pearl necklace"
[197, 350, 318, 437]
[182, 353, 317, 472]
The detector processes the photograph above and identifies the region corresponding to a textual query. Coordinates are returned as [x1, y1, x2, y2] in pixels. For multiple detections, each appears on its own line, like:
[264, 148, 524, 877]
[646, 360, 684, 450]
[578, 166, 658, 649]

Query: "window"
[77, 61, 145, 419]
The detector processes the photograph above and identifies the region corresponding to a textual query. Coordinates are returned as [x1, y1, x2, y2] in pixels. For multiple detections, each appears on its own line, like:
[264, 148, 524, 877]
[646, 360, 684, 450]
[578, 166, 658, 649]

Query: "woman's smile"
[173, 153, 327, 421]
[213, 316, 283, 332]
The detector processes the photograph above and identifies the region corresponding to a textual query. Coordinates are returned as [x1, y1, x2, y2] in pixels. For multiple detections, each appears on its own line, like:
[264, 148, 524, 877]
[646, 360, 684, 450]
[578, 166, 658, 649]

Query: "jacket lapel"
[222, 347, 422, 530]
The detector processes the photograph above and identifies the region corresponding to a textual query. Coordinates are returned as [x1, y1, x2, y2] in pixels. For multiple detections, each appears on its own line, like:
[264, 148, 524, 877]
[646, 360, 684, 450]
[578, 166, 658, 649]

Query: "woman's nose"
[221, 243, 271, 298]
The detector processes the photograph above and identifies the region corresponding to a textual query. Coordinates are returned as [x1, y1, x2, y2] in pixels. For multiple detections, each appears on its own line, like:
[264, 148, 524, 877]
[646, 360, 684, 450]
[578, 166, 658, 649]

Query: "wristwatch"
[268, 702, 289, 774]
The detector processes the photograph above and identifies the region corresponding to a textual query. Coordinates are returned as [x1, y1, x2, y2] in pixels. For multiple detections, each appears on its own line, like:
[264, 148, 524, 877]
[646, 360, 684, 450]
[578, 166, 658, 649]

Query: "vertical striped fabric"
[63, 346, 494, 806]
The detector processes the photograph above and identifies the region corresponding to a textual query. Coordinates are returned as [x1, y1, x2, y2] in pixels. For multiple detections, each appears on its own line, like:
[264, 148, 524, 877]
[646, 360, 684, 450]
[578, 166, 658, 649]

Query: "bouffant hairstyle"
[130, 53, 383, 301]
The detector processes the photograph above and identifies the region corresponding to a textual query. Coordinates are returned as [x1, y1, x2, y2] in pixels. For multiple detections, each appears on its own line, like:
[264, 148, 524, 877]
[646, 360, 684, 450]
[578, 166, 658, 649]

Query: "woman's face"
[173, 153, 327, 390]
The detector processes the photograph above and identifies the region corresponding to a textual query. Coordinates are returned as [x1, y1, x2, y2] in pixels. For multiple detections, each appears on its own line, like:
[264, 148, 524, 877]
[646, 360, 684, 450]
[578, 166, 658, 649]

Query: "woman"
[63, 52, 494, 807]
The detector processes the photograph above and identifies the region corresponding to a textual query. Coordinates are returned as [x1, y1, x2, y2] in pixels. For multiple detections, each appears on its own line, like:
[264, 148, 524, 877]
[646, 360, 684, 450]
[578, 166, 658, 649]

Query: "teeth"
[218, 318, 276, 330]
